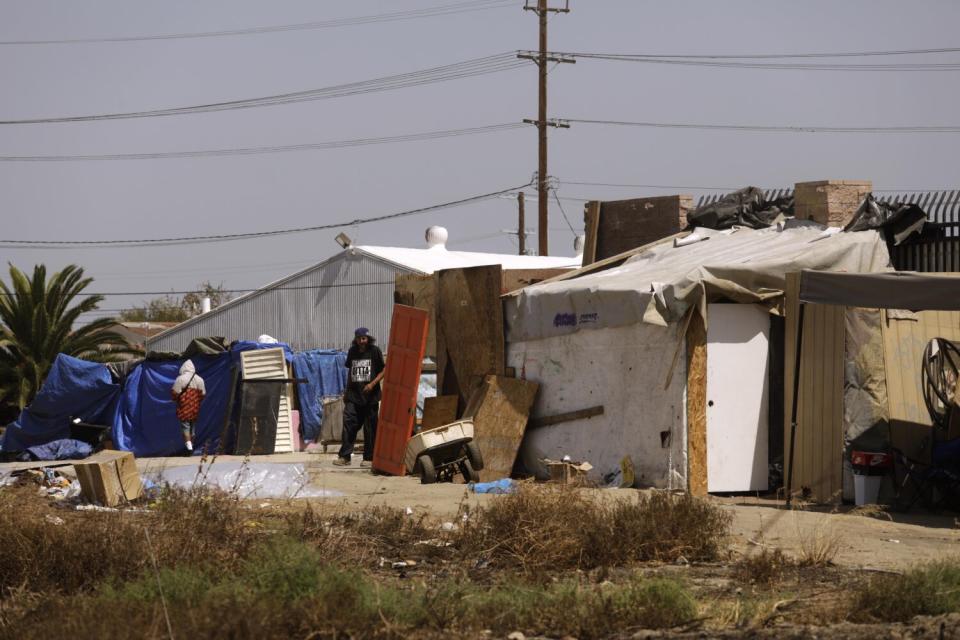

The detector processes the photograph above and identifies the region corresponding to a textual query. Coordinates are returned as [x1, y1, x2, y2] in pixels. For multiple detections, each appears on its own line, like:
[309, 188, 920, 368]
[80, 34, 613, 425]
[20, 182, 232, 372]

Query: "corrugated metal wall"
[882, 309, 960, 426]
[783, 273, 846, 504]
[147, 252, 408, 353]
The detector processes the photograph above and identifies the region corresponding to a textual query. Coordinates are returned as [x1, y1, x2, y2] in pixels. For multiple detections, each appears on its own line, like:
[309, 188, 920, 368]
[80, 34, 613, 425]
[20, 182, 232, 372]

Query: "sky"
[1, 0, 959, 320]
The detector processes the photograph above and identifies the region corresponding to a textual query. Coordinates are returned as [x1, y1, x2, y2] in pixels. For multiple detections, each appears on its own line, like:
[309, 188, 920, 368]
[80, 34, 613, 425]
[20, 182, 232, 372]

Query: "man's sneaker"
[360, 460, 372, 468]
[332, 457, 350, 467]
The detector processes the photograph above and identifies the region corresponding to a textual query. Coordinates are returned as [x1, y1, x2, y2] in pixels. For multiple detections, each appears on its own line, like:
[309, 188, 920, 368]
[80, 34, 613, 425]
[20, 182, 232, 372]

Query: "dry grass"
[734, 547, 793, 586]
[846, 504, 893, 521]
[0, 484, 255, 594]
[851, 561, 960, 622]
[456, 484, 732, 573]
[796, 522, 842, 567]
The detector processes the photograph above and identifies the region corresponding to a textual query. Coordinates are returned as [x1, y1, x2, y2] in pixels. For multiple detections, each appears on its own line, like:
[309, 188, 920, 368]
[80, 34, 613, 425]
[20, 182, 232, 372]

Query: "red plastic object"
[851, 451, 892, 469]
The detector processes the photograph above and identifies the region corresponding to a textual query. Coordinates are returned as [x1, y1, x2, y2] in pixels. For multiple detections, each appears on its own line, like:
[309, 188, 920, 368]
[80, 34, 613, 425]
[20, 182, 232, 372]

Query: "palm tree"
[0, 263, 137, 411]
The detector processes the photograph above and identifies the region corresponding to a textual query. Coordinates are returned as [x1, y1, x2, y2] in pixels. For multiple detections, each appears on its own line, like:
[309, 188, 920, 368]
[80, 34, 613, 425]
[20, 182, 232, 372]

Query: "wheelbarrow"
[404, 419, 484, 484]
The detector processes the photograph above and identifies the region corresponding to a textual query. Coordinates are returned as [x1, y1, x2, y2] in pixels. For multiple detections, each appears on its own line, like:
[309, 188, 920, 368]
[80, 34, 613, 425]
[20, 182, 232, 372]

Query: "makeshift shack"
[786, 270, 960, 504]
[505, 223, 891, 492]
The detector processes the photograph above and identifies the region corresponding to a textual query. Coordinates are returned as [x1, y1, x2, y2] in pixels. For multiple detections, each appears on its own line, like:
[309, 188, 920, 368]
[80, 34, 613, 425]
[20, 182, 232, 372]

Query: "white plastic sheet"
[148, 462, 343, 499]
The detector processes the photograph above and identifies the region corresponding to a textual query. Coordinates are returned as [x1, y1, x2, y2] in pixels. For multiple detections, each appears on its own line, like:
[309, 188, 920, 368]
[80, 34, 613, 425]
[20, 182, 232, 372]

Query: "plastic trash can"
[851, 451, 892, 506]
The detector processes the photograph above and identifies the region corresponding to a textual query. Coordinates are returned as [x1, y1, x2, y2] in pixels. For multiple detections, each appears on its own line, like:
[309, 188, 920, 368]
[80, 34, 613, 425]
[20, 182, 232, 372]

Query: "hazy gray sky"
[2, 1, 958, 318]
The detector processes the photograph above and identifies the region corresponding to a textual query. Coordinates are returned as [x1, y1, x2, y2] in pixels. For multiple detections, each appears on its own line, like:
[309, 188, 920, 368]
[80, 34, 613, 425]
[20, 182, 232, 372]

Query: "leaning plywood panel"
[784, 273, 845, 504]
[463, 375, 538, 482]
[705, 304, 770, 492]
[436, 265, 504, 407]
[240, 348, 294, 454]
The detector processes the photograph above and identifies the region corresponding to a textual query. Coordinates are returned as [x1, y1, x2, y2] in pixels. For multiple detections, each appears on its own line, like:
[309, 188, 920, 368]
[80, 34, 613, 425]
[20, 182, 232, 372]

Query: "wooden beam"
[582, 201, 601, 266]
[528, 405, 604, 429]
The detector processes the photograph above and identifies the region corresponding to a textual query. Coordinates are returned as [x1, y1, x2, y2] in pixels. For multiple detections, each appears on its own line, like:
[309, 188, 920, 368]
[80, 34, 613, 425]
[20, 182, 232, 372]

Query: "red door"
[373, 304, 429, 476]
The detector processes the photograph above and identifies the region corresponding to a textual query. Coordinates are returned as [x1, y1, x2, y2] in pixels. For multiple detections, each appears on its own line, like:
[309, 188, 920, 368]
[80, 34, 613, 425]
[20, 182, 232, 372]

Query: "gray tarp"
[507, 224, 891, 343]
[799, 271, 960, 310]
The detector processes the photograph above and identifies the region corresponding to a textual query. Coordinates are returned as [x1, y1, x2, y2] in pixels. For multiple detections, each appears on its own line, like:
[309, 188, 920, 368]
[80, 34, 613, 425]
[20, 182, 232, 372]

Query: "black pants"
[338, 400, 378, 460]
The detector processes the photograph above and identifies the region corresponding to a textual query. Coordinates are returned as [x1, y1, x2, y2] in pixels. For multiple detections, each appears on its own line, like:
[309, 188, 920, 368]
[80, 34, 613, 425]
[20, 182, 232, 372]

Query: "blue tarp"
[2, 341, 296, 457]
[1, 354, 121, 452]
[291, 349, 347, 442]
[24, 438, 94, 461]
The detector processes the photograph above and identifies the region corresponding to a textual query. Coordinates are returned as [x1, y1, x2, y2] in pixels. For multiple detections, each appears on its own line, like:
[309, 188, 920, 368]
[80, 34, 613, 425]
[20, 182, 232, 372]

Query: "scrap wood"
[464, 375, 538, 482]
[528, 405, 604, 429]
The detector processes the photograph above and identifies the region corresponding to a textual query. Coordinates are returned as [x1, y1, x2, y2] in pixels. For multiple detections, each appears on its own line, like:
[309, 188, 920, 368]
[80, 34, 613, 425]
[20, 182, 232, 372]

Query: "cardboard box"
[545, 459, 593, 486]
[74, 450, 142, 506]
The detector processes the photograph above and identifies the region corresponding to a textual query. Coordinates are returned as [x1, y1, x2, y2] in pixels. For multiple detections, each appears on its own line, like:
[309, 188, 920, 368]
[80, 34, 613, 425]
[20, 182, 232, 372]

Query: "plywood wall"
[784, 273, 845, 504]
[882, 309, 960, 425]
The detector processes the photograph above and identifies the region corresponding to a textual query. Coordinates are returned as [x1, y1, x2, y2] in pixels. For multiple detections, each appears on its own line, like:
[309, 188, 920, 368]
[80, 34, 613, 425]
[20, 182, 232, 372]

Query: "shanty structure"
[147, 227, 579, 353]
[505, 223, 891, 493]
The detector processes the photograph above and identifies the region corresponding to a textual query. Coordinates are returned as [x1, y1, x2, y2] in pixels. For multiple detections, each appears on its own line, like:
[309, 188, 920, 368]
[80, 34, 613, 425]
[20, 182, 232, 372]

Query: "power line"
[559, 46, 960, 60]
[0, 122, 529, 162]
[0, 53, 525, 125]
[564, 118, 960, 133]
[561, 179, 959, 195]
[550, 50, 960, 71]
[0, 182, 532, 248]
[0, 0, 515, 45]
[0, 281, 396, 297]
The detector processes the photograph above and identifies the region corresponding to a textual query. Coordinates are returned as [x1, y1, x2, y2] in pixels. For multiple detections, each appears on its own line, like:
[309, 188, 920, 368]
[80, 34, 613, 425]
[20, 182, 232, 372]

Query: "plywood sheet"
[463, 375, 539, 482]
[422, 395, 459, 429]
[882, 309, 960, 426]
[784, 273, 845, 504]
[395, 273, 437, 359]
[240, 348, 294, 454]
[686, 313, 708, 496]
[595, 195, 692, 263]
[436, 265, 505, 408]
[705, 304, 770, 492]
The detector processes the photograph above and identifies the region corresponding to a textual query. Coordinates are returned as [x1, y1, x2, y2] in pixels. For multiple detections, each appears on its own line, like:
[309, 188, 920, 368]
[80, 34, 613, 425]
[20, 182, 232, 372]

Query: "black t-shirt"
[344, 344, 385, 405]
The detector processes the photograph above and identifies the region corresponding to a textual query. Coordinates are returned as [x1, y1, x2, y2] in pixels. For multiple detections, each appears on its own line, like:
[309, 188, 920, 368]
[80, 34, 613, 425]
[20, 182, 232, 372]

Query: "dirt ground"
[142, 452, 960, 570]
[5, 451, 959, 571]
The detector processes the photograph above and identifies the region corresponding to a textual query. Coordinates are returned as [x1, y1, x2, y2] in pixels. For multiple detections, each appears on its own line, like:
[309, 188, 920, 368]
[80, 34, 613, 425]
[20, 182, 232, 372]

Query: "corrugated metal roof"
[146, 242, 580, 352]
[357, 245, 581, 273]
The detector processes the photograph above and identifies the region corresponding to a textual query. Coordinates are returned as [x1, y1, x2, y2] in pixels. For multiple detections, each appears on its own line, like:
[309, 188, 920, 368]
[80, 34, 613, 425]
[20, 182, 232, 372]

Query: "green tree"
[0, 264, 137, 411]
[120, 282, 231, 323]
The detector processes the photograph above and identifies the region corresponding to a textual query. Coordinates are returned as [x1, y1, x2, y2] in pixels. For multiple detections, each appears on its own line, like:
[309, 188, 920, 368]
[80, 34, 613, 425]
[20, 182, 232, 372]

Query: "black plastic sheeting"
[687, 187, 794, 230]
[844, 194, 928, 246]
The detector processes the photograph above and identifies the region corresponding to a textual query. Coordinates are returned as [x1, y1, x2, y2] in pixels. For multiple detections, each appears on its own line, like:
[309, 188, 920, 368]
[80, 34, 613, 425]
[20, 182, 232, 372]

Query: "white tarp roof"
[506, 223, 891, 343]
[358, 245, 581, 274]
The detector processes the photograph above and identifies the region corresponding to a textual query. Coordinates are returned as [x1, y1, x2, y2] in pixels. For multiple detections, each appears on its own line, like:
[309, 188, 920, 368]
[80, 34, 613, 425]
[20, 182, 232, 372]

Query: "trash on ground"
[544, 458, 593, 485]
[73, 450, 143, 507]
[44, 514, 65, 525]
[147, 461, 343, 499]
[469, 478, 516, 494]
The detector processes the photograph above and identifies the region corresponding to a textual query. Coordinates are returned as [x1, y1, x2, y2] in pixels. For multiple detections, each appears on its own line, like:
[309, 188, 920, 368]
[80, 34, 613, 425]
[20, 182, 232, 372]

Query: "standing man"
[334, 327, 385, 467]
[171, 359, 205, 454]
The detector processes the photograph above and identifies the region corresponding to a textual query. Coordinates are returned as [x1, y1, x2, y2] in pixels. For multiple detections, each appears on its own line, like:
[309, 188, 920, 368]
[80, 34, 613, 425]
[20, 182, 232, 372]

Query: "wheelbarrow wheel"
[417, 454, 437, 484]
[459, 458, 481, 483]
[465, 441, 484, 471]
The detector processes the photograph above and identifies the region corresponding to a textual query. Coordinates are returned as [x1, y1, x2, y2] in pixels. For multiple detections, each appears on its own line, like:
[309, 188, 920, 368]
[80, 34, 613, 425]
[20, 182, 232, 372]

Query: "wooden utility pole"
[520, 1, 571, 256]
[517, 192, 526, 255]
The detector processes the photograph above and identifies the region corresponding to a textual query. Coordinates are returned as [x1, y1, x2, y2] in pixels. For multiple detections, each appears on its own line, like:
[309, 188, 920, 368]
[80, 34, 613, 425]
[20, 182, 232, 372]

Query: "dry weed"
[796, 522, 842, 567]
[734, 547, 792, 586]
[847, 504, 893, 521]
[455, 484, 732, 573]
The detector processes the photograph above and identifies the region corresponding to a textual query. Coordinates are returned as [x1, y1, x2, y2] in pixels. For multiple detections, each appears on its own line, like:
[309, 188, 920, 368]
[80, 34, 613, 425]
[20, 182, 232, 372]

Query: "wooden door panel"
[373, 305, 429, 475]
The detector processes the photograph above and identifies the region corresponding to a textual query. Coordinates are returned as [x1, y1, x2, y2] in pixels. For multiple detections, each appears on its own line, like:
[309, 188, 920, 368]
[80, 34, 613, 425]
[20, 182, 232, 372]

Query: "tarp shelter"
[504, 224, 891, 490]
[786, 270, 960, 503]
[0, 341, 336, 458]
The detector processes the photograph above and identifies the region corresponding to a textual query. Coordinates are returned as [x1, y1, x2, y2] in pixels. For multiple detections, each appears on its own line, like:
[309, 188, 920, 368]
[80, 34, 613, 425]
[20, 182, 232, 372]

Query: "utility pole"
[517, 192, 526, 255]
[520, 0, 572, 256]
